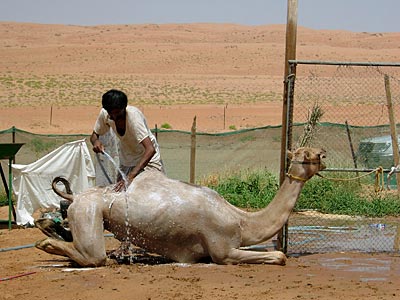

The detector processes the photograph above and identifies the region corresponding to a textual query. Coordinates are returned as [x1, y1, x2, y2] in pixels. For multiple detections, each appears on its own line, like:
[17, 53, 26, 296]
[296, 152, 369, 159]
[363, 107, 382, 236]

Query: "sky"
[0, 0, 398, 33]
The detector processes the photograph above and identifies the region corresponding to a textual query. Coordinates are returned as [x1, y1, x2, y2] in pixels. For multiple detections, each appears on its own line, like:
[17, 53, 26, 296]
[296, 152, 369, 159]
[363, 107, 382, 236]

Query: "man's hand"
[113, 177, 133, 192]
[90, 131, 105, 153]
[113, 180, 126, 192]
[114, 169, 138, 192]
[92, 139, 105, 154]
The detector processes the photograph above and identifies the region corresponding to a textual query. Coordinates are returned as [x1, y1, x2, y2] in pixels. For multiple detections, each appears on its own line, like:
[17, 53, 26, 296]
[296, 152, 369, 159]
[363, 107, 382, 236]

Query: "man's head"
[102, 89, 128, 121]
[102, 89, 128, 112]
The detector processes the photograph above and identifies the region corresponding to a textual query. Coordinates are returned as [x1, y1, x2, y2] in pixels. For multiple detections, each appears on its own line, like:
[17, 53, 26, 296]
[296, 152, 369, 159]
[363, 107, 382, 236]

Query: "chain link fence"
[286, 60, 400, 254]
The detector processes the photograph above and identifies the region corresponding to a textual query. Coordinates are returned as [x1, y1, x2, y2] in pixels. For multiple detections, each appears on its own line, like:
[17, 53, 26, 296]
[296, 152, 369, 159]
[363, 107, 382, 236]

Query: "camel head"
[286, 147, 326, 182]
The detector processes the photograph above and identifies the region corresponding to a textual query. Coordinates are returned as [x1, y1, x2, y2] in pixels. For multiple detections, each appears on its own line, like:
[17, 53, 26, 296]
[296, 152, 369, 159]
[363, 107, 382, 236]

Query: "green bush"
[297, 176, 400, 217]
[160, 123, 172, 129]
[0, 191, 8, 206]
[228, 125, 237, 130]
[296, 177, 360, 214]
[204, 169, 278, 209]
[205, 169, 400, 217]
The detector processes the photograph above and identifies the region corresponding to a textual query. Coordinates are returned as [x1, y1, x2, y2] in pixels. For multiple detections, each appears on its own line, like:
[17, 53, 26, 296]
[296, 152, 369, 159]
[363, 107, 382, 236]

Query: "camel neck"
[270, 178, 304, 214]
[240, 178, 304, 245]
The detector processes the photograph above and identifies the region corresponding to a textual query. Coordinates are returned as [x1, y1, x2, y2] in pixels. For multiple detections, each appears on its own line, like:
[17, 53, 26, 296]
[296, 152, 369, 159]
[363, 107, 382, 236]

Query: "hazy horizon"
[0, 0, 398, 33]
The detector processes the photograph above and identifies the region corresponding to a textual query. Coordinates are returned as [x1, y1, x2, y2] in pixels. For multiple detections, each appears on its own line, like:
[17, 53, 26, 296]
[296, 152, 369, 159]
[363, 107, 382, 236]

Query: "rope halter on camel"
[286, 159, 322, 182]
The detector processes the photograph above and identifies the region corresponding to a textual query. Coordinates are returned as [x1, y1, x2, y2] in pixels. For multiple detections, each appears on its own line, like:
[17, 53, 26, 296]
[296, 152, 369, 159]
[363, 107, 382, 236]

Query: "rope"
[316, 166, 385, 193]
[286, 173, 308, 182]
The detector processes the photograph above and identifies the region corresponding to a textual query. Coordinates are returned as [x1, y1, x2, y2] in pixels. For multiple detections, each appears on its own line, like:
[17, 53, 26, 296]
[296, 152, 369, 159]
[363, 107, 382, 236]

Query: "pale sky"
[0, 0, 398, 33]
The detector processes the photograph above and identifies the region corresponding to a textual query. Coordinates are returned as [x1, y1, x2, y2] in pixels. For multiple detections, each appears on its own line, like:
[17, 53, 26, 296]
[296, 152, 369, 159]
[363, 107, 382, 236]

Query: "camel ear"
[287, 150, 293, 160]
[304, 150, 311, 160]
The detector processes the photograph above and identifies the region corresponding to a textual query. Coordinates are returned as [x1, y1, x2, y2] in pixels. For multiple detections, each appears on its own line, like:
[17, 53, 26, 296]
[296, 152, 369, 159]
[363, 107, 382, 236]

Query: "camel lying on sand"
[35, 147, 326, 267]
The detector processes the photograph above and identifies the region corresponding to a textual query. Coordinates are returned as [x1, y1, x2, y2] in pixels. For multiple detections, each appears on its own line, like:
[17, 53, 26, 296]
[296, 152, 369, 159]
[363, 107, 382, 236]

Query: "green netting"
[0, 125, 283, 186]
[0, 122, 395, 188]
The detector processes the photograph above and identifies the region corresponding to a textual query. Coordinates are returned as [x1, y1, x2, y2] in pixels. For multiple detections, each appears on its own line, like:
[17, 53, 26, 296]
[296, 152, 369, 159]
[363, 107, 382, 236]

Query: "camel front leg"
[215, 249, 287, 265]
[35, 238, 106, 266]
[36, 198, 107, 267]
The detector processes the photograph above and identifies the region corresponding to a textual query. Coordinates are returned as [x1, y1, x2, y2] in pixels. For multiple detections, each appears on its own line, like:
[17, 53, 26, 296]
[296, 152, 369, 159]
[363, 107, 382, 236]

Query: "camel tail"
[52, 177, 74, 203]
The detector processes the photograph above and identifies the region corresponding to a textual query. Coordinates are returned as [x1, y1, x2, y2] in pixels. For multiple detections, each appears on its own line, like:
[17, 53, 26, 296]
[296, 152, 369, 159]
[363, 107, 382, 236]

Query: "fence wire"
[287, 60, 400, 254]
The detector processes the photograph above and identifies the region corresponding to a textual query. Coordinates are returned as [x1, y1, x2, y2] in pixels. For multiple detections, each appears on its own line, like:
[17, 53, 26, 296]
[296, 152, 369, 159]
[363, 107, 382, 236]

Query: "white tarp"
[12, 139, 96, 225]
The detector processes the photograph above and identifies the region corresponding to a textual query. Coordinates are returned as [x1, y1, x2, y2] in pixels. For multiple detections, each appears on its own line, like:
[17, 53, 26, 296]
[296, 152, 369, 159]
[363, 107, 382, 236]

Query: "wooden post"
[50, 105, 53, 126]
[278, 0, 298, 254]
[190, 116, 197, 184]
[345, 120, 359, 182]
[223, 105, 226, 130]
[280, 0, 298, 185]
[385, 75, 400, 191]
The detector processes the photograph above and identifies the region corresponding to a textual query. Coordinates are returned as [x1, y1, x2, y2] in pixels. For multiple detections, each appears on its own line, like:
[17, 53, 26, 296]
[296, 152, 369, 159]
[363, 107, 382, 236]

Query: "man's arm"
[128, 136, 156, 180]
[90, 131, 104, 153]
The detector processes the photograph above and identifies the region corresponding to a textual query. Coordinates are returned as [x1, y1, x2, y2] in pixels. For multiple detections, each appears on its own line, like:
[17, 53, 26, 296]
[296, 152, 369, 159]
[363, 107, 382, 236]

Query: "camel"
[35, 147, 326, 267]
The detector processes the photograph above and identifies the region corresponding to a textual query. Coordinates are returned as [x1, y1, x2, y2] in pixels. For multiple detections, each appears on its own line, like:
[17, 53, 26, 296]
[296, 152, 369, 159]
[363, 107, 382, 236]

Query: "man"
[90, 89, 164, 192]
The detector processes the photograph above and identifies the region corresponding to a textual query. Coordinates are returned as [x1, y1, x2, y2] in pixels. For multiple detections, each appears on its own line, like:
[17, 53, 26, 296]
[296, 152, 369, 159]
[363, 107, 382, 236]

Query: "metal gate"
[283, 60, 400, 254]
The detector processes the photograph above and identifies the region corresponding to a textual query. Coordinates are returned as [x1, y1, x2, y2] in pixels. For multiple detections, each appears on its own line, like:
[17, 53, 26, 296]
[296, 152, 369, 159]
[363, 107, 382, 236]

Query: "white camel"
[35, 147, 326, 267]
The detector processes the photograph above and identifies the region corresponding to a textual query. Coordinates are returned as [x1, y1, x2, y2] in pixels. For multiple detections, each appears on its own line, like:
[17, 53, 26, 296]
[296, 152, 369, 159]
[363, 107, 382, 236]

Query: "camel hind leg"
[215, 248, 287, 265]
[204, 225, 286, 265]
[206, 235, 286, 265]
[35, 197, 107, 267]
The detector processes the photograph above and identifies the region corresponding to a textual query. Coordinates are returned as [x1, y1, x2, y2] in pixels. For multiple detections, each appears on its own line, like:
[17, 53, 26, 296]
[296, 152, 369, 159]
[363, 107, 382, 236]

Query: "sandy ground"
[0, 103, 284, 134]
[1, 22, 399, 134]
[1, 22, 400, 299]
[0, 220, 399, 300]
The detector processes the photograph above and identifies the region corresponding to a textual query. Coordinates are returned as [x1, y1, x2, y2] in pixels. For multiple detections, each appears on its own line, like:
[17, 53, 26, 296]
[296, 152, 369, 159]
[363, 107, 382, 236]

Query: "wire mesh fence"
[286, 60, 400, 254]
[0, 126, 283, 186]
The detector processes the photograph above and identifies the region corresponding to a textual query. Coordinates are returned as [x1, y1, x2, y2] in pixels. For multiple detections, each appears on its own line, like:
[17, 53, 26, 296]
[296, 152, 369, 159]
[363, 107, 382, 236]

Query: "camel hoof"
[277, 252, 287, 265]
[35, 238, 50, 250]
[35, 238, 60, 255]
[267, 251, 287, 265]
[35, 218, 73, 242]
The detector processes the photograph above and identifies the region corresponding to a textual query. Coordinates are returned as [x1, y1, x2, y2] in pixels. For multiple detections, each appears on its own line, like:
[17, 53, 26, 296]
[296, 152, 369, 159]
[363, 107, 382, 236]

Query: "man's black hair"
[102, 89, 128, 112]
